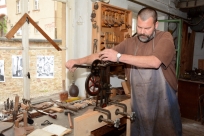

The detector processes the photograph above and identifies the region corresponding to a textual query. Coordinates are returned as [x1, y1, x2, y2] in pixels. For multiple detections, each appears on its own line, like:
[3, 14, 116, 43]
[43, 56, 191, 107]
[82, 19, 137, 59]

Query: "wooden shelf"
[91, 2, 132, 53]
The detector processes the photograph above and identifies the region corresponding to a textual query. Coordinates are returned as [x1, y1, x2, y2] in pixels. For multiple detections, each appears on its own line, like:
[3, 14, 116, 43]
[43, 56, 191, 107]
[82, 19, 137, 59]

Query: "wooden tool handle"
[68, 113, 73, 129]
[14, 95, 19, 111]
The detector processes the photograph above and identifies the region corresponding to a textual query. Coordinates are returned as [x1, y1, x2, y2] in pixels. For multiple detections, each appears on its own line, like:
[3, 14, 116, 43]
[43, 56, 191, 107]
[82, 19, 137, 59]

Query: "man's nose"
[141, 28, 145, 34]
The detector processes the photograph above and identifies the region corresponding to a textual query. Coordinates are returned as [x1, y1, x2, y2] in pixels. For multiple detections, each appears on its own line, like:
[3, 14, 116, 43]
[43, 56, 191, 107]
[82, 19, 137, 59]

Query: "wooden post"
[62, 3, 66, 91]
[22, 0, 30, 100]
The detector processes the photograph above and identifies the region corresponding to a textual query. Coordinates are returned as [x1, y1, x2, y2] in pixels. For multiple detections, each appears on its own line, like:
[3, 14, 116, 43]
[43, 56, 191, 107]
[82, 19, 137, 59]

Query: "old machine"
[74, 59, 125, 107]
[74, 60, 135, 133]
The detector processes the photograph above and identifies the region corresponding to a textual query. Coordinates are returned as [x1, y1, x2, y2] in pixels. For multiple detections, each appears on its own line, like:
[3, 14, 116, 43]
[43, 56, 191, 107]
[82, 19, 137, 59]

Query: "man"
[66, 7, 182, 136]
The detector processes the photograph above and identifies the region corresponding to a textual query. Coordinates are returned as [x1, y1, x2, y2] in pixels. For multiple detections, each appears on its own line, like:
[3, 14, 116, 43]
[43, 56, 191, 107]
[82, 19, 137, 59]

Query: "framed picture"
[0, 60, 5, 82]
[37, 56, 54, 78]
[12, 55, 23, 78]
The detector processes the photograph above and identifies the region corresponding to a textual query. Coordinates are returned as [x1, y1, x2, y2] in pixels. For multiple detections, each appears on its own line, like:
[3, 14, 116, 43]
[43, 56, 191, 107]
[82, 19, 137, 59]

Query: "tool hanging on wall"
[91, 2, 132, 53]
[93, 39, 98, 53]
[94, 2, 99, 10]
[91, 10, 96, 22]
[93, 22, 99, 32]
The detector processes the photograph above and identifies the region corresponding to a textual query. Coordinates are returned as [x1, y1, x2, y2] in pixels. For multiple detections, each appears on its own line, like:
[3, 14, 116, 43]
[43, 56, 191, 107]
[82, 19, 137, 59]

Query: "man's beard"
[137, 30, 155, 43]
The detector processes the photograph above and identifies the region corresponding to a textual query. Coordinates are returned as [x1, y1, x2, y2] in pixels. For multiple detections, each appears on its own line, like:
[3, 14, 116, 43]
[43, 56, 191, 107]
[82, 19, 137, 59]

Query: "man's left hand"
[98, 49, 118, 62]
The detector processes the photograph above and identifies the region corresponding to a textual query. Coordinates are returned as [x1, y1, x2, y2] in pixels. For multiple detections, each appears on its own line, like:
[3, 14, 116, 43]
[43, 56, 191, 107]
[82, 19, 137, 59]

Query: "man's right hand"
[65, 59, 79, 72]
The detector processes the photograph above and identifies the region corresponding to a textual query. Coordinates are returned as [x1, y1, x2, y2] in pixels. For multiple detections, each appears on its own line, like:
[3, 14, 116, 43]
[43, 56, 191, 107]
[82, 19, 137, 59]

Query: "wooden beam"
[176, 0, 204, 9]
[27, 15, 62, 51]
[74, 99, 131, 136]
[5, 13, 62, 51]
[5, 13, 28, 39]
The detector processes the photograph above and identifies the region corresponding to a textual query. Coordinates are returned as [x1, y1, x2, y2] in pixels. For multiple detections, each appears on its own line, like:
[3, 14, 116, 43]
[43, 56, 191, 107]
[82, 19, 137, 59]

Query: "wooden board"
[121, 81, 130, 95]
[180, 22, 195, 75]
[74, 99, 131, 136]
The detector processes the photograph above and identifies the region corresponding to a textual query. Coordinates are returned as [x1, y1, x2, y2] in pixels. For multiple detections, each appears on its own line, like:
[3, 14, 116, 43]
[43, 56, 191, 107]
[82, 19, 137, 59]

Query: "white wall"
[193, 33, 204, 69]
[66, 0, 92, 97]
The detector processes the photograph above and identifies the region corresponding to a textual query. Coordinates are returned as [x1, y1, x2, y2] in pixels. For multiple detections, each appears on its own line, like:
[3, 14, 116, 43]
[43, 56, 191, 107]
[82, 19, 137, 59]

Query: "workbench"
[0, 95, 130, 136]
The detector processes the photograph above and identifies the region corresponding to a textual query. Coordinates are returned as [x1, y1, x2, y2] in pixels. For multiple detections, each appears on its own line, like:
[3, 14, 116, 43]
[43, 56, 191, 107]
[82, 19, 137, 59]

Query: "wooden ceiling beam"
[176, 0, 204, 9]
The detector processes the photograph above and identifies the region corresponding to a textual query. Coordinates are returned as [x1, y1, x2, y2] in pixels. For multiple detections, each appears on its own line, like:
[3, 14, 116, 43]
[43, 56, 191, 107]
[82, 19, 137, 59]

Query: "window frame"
[16, 0, 21, 14]
[33, 0, 39, 10]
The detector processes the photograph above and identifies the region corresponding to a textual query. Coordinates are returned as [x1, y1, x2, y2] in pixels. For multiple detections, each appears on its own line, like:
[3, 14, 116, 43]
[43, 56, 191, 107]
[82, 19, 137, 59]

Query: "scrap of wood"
[32, 102, 54, 110]
[5, 13, 62, 51]
[74, 99, 131, 136]
[121, 81, 131, 95]
[48, 107, 64, 113]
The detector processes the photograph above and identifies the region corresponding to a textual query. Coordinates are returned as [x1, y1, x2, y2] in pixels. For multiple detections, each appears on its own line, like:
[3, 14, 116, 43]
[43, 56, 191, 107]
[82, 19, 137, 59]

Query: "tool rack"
[91, 2, 132, 53]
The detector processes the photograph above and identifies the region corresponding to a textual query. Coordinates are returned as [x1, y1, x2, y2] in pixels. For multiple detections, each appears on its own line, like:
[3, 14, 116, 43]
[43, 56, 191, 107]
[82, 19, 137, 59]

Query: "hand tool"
[64, 110, 77, 129]
[37, 110, 57, 119]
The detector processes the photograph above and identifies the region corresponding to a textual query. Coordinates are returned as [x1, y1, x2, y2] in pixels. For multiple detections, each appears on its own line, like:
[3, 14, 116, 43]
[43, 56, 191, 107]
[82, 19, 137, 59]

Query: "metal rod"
[177, 19, 183, 78]
[158, 19, 182, 78]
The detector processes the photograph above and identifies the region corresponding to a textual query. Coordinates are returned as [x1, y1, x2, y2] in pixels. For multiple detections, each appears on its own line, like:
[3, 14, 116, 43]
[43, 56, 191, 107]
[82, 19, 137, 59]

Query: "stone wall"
[0, 38, 63, 104]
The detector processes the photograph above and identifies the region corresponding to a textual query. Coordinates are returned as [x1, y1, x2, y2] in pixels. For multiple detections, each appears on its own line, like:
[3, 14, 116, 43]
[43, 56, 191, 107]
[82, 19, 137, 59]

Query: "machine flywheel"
[85, 73, 101, 96]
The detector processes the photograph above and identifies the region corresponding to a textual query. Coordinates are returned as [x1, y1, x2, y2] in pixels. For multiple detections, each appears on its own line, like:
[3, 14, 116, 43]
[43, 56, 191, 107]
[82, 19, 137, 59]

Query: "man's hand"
[65, 59, 79, 72]
[99, 49, 118, 62]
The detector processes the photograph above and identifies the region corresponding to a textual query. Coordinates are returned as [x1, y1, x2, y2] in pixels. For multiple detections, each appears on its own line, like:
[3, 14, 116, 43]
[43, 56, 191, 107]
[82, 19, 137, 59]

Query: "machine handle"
[73, 64, 91, 69]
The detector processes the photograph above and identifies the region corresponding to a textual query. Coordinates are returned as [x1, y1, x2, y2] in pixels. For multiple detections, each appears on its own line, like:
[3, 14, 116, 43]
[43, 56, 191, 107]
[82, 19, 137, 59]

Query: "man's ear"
[155, 21, 159, 29]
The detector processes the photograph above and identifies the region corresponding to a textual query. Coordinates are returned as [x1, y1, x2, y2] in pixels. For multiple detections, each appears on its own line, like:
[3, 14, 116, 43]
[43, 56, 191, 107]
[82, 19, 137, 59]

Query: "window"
[34, 0, 39, 10]
[132, 17, 137, 35]
[34, 21, 39, 34]
[16, 0, 21, 14]
[16, 28, 22, 36]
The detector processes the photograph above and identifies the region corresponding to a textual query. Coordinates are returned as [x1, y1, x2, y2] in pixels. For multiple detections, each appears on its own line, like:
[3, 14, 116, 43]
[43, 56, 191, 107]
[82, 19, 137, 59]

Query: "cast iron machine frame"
[74, 59, 125, 108]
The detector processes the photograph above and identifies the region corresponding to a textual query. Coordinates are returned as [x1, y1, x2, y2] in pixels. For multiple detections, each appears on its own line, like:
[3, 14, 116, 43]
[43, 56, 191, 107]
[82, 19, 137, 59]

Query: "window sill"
[32, 9, 40, 12]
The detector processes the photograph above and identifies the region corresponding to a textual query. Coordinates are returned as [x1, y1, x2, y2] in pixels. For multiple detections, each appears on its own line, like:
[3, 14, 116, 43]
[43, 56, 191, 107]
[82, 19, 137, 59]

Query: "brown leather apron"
[130, 39, 182, 136]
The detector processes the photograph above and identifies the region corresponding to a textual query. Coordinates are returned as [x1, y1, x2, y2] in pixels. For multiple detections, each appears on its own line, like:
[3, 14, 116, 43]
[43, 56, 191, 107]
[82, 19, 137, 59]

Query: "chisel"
[37, 110, 57, 119]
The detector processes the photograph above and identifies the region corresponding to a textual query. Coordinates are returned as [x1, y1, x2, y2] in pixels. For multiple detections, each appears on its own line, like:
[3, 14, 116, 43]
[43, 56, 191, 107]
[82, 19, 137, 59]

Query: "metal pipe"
[158, 19, 182, 78]
[128, 0, 188, 21]
[94, 107, 111, 119]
